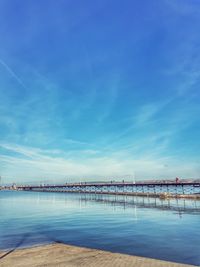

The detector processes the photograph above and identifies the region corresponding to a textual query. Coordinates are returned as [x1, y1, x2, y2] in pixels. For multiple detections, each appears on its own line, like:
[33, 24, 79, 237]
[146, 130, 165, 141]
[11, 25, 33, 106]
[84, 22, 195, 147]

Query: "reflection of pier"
[18, 181, 200, 199]
[78, 194, 200, 215]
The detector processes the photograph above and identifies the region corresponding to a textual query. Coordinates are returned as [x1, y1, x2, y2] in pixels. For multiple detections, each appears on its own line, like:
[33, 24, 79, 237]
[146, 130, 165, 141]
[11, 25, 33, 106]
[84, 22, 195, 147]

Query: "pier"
[17, 181, 200, 199]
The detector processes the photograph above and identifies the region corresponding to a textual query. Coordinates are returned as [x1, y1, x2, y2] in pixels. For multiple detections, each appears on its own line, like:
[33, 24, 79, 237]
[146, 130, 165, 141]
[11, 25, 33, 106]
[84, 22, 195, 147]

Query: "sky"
[0, 0, 200, 184]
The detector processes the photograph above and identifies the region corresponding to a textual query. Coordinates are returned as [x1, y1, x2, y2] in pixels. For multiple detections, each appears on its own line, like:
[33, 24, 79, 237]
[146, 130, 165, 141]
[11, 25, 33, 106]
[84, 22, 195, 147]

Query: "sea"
[0, 190, 200, 266]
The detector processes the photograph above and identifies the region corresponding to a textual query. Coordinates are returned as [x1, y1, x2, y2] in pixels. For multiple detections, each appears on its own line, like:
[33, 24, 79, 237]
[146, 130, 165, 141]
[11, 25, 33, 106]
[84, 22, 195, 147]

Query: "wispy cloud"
[96, 75, 120, 124]
[134, 99, 172, 127]
[0, 143, 199, 184]
[63, 138, 88, 146]
[0, 58, 27, 90]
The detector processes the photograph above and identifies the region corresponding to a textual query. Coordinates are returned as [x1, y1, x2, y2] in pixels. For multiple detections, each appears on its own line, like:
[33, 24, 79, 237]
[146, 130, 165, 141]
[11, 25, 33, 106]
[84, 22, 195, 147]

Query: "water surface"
[0, 191, 200, 266]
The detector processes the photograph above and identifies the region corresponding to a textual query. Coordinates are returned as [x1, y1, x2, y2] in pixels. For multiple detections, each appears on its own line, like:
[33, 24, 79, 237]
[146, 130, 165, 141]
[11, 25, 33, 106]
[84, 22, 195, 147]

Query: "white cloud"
[0, 143, 199, 184]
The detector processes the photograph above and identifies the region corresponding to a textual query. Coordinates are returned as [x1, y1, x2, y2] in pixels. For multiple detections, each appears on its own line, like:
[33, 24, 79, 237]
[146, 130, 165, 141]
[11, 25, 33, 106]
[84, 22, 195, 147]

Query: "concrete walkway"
[0, 243, 196, 267]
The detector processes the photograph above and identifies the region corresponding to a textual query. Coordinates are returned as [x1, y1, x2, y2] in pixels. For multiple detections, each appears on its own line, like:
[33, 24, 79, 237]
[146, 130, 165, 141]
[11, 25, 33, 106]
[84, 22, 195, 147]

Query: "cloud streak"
[0, 58, 27, 90]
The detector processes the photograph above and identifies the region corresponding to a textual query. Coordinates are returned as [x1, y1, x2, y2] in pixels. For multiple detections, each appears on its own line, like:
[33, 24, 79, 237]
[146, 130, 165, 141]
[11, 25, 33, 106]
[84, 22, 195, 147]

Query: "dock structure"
[17, 181, 200, 199]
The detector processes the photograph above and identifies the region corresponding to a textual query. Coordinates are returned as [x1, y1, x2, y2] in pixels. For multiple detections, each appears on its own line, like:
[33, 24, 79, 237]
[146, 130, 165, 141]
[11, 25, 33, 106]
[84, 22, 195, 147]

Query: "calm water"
[0, 191, 200, 266]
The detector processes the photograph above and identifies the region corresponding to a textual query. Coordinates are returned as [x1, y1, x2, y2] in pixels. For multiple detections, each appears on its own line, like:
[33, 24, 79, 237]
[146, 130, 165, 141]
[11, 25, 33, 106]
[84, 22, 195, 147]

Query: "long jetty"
[16, 181, 200, 199]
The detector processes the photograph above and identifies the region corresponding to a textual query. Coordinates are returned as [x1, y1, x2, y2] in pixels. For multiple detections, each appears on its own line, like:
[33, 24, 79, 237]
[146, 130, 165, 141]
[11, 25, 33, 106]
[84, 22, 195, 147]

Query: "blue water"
[0, 191, 200, 266]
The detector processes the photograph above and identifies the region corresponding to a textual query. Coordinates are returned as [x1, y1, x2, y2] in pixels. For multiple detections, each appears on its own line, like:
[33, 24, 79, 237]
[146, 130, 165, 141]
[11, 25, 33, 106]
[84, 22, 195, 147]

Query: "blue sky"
[0, 0, 200, 183]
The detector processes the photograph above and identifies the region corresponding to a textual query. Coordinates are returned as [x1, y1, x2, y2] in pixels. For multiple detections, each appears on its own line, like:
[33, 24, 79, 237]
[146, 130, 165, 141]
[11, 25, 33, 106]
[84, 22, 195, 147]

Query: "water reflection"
[77, 194, 200, 217]
[30, 191, 200, 217]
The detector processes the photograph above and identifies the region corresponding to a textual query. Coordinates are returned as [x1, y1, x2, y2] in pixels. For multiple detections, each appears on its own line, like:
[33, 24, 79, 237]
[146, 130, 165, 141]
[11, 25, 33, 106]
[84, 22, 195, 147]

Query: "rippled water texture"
[0, 191, 200, 265]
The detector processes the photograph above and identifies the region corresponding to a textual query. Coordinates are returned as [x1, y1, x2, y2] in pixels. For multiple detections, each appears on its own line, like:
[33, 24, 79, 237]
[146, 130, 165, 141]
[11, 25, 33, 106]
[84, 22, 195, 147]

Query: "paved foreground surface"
[0, 243, 196, 267]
